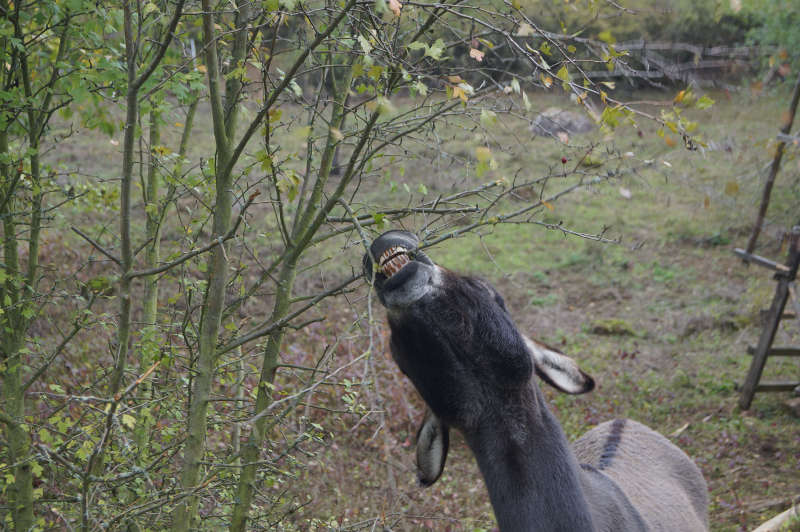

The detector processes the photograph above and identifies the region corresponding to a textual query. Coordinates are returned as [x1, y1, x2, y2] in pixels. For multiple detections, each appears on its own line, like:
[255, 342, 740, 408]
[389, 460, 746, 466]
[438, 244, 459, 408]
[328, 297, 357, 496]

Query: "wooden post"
[739, 227, 800, 409]
[745, 71, 800, 255]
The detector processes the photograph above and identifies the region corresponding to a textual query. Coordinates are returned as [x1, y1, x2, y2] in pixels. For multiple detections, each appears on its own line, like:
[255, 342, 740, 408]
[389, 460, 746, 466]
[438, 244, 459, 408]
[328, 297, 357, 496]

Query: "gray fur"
[574, 420, 709, 531]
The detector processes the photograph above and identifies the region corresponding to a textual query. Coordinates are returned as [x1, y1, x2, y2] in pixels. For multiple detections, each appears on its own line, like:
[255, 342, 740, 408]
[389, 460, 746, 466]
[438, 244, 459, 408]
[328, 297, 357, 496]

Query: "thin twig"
[71, 226, 122, 266]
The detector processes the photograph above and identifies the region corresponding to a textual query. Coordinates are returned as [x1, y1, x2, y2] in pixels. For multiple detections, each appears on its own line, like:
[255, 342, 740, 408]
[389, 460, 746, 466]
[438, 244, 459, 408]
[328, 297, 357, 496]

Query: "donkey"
[363, 230, 709, 531]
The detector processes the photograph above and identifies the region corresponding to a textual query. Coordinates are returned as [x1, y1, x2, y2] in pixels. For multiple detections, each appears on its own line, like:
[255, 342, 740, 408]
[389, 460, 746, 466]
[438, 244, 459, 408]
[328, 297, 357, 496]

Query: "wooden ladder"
[735, 227, 800, 409]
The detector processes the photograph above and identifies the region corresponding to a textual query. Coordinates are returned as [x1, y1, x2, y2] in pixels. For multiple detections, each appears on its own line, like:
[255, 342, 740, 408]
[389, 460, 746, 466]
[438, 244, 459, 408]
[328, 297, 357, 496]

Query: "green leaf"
[372, 212, 387, 229]
[39, 428, 53, 445]
[598, 30, 616, 44]
[696, 95, 714, 110]
[121, 414, 136, 429]
[143, 2, 160, 15]
[426, 39, 445, 60]
[358, 34, 372, 55]
[480, 109, 498, 127]
[76, 441, 93, 461]
[476, 160, 489, 178]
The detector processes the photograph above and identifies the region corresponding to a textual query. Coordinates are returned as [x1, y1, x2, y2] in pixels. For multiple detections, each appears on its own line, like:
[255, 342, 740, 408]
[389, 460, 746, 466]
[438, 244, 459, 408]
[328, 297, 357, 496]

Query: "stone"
[784, 397, 800, 418]
[530, 107, 596, 137]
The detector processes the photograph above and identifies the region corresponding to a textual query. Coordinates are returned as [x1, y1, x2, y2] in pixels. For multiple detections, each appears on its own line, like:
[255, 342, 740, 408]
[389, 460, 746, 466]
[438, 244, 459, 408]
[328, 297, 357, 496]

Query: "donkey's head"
[363, 230, 594, 484]
[362, 230, 439, 308]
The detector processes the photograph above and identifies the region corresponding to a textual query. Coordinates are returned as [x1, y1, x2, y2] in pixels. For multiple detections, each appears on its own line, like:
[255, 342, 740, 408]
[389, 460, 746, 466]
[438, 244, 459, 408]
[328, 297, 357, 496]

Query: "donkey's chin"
[379, 262, 440, 308]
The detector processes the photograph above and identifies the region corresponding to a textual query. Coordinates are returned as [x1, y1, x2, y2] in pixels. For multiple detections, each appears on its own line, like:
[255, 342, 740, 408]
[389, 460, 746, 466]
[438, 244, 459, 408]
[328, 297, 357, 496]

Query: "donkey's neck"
[464, 387, 596, 532]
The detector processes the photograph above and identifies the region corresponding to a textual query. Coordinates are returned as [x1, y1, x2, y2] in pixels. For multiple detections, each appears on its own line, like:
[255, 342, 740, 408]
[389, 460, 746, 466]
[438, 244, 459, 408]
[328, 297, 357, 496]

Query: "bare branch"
[71, 226, 122, 266]
[125, 191, 260, 279]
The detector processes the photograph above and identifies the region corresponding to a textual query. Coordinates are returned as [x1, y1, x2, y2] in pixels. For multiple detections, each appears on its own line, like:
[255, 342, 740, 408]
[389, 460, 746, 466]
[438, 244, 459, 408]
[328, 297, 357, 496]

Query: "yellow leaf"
[196, 64, 207, 73]
[724, 181, 739, 196]
[541, 200, 554, 211]
[516, 22, 535, 36]
[475, 146, 491, 162]
[388, 0, 402, 16]
[703, 195, 710, 208]
[452, 86, 467, 102]
[469, 48, 484, 62]
[447, 75, 464, 84]
[540, 74, 553, 88]
[664, 136, 676, 147]
[330, 127, 343, 141]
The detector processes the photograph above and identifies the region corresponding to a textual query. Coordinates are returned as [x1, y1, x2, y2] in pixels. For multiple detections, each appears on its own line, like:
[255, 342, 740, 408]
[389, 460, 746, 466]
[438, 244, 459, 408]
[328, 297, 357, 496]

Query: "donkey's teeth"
[379, 246, 410, 278]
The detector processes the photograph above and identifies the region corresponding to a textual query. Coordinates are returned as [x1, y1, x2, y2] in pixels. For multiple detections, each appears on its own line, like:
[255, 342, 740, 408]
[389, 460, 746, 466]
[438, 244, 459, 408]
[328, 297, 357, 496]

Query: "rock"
[784, 397, 800, 418]
[530, 107, 596, 137]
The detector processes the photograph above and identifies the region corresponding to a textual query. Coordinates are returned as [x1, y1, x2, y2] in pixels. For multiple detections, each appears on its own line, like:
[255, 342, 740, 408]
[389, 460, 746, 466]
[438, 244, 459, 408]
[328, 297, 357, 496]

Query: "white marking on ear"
[523, 336, 595, 395]
[415, 408, 449, 486]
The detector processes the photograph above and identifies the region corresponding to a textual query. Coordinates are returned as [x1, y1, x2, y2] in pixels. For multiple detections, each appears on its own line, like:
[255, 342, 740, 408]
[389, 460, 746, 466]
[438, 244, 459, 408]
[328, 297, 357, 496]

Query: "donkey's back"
[574, 419, 709, 531]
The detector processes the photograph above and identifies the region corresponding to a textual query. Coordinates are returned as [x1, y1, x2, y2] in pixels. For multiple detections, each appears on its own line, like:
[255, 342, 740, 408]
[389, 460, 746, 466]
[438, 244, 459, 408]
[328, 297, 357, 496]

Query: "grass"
[35, 81, 800, 530]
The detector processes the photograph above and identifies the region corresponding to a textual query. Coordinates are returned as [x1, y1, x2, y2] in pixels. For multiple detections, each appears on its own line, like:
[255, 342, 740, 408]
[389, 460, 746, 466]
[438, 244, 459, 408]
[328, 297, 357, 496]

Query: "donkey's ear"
[524, 336, 595, 395]
[415, 408, 449, 487]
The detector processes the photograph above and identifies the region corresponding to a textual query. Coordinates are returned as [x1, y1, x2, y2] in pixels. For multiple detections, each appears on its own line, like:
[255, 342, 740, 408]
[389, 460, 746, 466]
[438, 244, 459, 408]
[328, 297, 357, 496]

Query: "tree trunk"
[228, 260, 296, 531]
[172, 1, 239, 527]
[135, 108, 162, 456]
[0, 183, 34, 527]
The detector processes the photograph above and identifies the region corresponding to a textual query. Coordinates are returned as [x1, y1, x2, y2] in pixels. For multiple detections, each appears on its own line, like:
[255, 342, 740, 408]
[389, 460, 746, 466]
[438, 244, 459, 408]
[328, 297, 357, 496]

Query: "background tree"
[0, 1, 97, 527]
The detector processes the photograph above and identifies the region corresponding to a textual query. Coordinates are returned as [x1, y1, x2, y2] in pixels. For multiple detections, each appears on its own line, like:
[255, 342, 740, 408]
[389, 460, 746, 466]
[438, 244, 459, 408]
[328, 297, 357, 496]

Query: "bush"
[745, 0, 800, 68]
